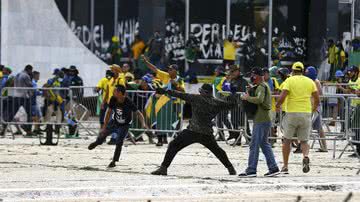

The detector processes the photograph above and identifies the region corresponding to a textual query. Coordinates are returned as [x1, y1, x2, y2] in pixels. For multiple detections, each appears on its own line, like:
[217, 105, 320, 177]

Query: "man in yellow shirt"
[276, 62, 320, 174]
[223, 34, 240, 68]
[101, 65, 126, 144]
[142, 55, 185, 146]
[131, 35, 146, 68]
[96, 70, 114, 128]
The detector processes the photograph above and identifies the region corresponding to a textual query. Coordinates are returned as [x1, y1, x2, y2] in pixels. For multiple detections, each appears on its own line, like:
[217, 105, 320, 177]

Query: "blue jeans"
[246, 122, 278, 173]
[96, 120, 130, 162]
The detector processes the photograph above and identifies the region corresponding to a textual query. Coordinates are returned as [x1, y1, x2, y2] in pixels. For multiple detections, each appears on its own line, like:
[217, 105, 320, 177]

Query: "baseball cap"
[335, 70, 344, 78]
[292, 62, 304, 71]
[53, 68, 60, 75]
[251, 67, 264, 76]
[168, 64, 178, 71]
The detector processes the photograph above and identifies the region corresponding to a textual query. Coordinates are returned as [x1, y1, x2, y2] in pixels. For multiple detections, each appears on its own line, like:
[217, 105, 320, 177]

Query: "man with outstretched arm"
[151, 84, 238, 176]
[88, 85, 149, 168]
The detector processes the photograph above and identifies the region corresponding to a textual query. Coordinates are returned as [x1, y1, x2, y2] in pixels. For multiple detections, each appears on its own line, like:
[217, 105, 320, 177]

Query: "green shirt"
[246, 82, 271, 123]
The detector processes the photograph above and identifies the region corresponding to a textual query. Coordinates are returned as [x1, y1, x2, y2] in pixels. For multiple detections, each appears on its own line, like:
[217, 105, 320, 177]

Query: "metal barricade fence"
[67, 87, 184, 140]
[0, 87, 71, 143]
[339, 97, 360, 159]
[214, 91, 248, 146]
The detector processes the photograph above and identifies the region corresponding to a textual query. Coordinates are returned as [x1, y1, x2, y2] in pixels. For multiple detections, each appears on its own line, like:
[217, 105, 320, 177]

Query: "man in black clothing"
[151, 84, 238, 176]
[88, 85, 148, 168]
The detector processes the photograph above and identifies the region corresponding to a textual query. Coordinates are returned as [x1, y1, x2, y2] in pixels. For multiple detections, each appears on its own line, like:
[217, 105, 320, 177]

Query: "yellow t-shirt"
[282, 75, 317, 113]
[279, 82, 288, 112]
[105, 73, 126, 103]
[223, 40, 237, 60]
[131, 41, 145, 59]
[349, 76, 360, 106]
[96, 77, 110, 100]
[0, 71, 3, 78]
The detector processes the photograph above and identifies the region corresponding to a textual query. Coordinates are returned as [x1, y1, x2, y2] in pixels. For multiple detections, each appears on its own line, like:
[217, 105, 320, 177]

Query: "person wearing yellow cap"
[275, 61, 320, 175]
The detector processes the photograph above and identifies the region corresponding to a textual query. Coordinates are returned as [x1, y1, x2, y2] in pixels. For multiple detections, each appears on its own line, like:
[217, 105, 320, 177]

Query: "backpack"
[242, 83, 269, 120]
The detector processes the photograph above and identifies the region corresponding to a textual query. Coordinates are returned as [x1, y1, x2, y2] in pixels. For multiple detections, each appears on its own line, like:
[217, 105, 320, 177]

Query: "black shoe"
[264, 168, 280, 177]
[88, 142, 99, 150]
[156, 141, 163, 147]
[238, 171, 256, 178]
[348, 153, 359, 158]
[227, 166, 237, 175]
[151, 166, 167, 175]
[280, 167, 289, 175]
[293, 147, 302, 154]
[107, 139, 116, 145]
[302, 157, 310, 173]
[107, 161, 116, 168]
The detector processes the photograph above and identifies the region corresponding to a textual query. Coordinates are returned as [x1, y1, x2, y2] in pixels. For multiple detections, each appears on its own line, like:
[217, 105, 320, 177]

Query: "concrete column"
[138, 0, 166, 41]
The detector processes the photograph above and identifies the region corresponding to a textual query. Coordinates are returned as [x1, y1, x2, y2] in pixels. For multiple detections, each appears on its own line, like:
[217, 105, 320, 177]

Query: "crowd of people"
[0, 32, 359, 177]
[0, 64, 84, 137]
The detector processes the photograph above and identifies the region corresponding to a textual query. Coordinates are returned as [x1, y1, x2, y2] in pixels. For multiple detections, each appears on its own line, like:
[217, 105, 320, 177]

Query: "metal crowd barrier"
[67, 87, 184, 140]
[339, 97, 360, 159]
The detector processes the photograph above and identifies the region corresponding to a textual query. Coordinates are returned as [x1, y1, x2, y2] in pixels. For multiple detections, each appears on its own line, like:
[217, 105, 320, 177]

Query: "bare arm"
[102, 108, 112, 130]
[141, 55, 158, 73]
[275, 90, 288, 110]
[312, 91, 320, 112]
[136, 110, 148, 129]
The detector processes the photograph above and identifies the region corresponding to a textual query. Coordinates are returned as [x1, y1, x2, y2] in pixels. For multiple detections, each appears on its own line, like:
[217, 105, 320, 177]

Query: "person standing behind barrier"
[31, 71, 42, 135]
[7, 65, 35, 137]
[223, 34, 240, 69]
[88, 85, 149, 168]
[43, 69, 65, 136]
[130, 34, 146, 69]
[142, 54, 185, 147]
[305, 66, 328, 152]
[0, 66, 13, 136]
[339, 65, 360, 157]
[102, 65, 126, 144]
[239, 67, 279, 177]
[226, 65, 250, 145]
[276, 62, 320, 174]
[66, 66, 84, 137]
[96, 70, 114, 129]
[213, 67, 232, 141]
[150, 84, 237, 176]
[327, 39, 339, 81]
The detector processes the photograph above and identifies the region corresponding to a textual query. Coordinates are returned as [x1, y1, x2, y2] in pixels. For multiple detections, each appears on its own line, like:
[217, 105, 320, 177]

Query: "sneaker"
[280, 167, 289, 175]
[264, 168, 280, 177]
[348, 153, 359, 158]
[227, 166, 237, 175]
[316, 148, 328, 153]
[238, 171, 257, 178]
[107, 161, 116, 168]
[156, 142, 163, 147]
[302, 157, 310, 173]
[151, 166, 167, 176]
[293, 147, 302, 154]
[88, 142, 99, 150]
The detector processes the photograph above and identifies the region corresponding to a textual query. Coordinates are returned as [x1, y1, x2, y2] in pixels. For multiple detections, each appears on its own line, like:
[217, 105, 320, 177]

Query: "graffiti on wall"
[165, 20, 185, 61]
[70, 19, 139, 61]
[190, 23, 306, 65]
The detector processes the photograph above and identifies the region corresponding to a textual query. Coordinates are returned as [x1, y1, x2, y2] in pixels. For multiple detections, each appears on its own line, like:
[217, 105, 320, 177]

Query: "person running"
[238, 67, 279, 177]
[276, 62, 320, 174]
[88, 85, 149, 168]
[150, 84, 238, 176]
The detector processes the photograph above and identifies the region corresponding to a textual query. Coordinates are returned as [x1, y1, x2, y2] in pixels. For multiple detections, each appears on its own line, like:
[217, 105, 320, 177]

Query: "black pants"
[95, 121, 129, 162]
[161, 129, 233, 168]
